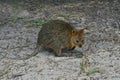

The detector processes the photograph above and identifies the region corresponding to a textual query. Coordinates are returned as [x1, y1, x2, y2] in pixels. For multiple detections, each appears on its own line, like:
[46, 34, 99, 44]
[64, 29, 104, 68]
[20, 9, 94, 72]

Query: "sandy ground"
[0, 0, 120, 80]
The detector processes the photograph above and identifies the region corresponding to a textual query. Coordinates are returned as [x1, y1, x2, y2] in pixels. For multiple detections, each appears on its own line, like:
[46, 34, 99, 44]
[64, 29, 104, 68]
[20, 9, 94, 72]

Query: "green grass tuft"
[30, 20, 45, 26]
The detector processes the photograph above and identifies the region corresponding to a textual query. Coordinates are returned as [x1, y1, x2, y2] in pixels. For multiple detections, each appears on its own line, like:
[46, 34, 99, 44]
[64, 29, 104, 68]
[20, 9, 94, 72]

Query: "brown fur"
[37, 20, 85, 56]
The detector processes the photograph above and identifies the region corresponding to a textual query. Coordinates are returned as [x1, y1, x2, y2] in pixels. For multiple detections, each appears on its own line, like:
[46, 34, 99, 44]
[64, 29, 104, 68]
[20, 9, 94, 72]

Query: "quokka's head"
[71, 28, 85, 47]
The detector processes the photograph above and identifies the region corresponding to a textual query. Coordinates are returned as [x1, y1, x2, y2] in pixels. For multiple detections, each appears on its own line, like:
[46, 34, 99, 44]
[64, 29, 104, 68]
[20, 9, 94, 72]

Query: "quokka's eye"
[76, 39, 79, 43]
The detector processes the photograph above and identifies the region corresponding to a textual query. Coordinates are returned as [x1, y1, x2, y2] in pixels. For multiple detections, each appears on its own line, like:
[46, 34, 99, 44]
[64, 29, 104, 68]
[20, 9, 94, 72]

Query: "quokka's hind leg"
[53, 48, 62, 57]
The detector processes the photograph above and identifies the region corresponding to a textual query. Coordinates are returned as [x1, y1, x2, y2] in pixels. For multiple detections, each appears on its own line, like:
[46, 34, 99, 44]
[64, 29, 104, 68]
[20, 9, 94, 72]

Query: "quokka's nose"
[79, 45, 82, 47]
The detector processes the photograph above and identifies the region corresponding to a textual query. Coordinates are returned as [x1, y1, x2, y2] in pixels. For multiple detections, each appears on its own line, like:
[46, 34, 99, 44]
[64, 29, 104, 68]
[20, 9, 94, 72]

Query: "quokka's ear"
[79, 28, 84, 34]
[72, 29, 77, 36]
